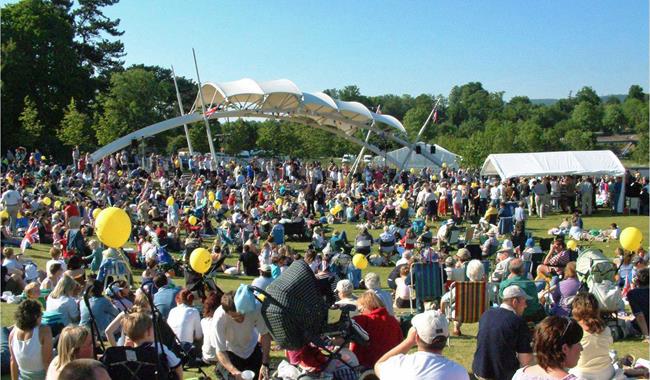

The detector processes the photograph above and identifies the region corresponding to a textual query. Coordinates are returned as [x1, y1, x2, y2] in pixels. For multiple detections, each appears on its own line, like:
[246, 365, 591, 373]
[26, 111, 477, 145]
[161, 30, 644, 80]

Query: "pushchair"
[246, 261, 369, 380]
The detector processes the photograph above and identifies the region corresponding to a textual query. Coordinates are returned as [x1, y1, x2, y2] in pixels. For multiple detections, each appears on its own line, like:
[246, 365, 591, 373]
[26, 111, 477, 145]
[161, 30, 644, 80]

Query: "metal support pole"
[392, 98, 440, 183]
[351, 128, 373, 176]
[192, 48, 218, 163]
[171, 65, 194, 155]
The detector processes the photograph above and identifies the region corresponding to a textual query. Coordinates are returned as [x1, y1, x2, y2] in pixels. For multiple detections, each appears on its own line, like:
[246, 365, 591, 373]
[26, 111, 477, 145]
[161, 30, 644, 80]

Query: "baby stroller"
[247, 261, 369, 380]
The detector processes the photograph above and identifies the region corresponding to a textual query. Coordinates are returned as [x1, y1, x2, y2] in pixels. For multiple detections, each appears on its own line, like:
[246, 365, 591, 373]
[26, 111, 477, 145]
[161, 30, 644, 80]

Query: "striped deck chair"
[410, 262, 444, 313]
[447, 281, 488, 345]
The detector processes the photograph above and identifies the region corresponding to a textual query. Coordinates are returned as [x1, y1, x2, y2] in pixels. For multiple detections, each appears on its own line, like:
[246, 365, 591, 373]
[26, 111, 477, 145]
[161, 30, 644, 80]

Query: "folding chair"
[448, 229, 461, 246]
[446, 281, 489, 345]
[410, 262, 444, 313]
[539, 238, 553, 251]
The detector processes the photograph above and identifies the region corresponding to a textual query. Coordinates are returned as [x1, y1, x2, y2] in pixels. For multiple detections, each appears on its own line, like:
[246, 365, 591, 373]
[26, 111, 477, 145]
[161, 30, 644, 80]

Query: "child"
[46, 246, 67, 275]
[394, 266, 413, 308]
[121, 312, 183, 379]
[142, 257, 159, 282]
[82, 239, 103, 272]
[23, 282, 41, 302]
[41, 262, 63, 290]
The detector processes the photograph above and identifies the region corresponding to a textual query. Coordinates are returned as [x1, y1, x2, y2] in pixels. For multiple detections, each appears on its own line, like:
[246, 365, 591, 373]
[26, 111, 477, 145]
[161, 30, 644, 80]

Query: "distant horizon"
[1, 0, 648, 99]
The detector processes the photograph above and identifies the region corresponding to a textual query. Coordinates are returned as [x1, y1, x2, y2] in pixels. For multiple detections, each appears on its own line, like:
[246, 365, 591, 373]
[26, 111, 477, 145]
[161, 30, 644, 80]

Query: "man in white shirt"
[211, 292, 271, 380]
[1, 185, 22, 233]
[251, 264, 274, 291]
[375, 310, 468, 380]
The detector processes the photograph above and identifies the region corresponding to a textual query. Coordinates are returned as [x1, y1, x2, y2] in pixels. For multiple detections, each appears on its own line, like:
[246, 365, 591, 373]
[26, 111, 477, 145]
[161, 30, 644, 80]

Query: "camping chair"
[448, 229, 461, 246]
[102, 345, 172, 380]
[98, 258, 133, 289]
[530, 252, 546, 277]
[446, 281, 489, 345]
[539, 238, 553, 251]
[463, 226, 475, 244]
[409, 262, 444, 313]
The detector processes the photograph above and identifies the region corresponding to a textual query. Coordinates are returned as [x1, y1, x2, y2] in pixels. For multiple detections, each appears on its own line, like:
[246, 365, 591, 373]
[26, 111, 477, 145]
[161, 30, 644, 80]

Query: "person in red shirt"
[64, 201, 80, 224]
[350, 291, 403, 370]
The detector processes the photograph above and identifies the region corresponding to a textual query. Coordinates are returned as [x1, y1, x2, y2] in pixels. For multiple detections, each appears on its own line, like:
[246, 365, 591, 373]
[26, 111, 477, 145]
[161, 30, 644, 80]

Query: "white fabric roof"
[375, 143, 460, 169]
[192, 78, 406, 135]
[480, 150, 626, 179]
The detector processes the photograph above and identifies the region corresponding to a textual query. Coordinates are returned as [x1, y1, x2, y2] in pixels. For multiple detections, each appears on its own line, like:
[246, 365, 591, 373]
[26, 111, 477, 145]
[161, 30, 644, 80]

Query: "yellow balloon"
[275, 198, 283, 206]
[95, 207, 132, 248]
[620, 227, 643, 251]
[208, 191, 215, 202]
[54, 200, 62, 209]
[166, 197, 175, 206]
[442, 162, 447, 168]
[42, 197, 52, 206]
[117, 170, 123, 177]
[401, 200, 409, 209]
[410, 168, 416, 174]
[188, 215, 198, 226]
[213, 200, 221, 210]
[92, 208, 102, 219]
[183, 207, 190, 214]
[189, 248, 212, 274]
[352, 254, 368, 270]
[0, 210, 8, 219]
[567, 240, 578, 250]
[432, 175, 438, 181]
[17, 212, 22, 218]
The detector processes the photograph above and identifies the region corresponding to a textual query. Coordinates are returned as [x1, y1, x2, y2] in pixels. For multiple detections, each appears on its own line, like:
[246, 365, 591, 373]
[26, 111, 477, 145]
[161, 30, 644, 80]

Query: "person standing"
[375, 310, 468, 380]
[472, 285, 533, 380]
[71, 146, 80, 170]
[533, 179, 548, 218]
[580, 177, 594, 216]
[1, 185, 22, 233]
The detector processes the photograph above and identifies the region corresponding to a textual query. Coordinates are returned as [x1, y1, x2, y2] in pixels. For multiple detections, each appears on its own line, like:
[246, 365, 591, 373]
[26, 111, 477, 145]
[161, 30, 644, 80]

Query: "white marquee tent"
[480, 150, 627, 212]
[480, 150, 625, 179]
[374, 142, 461, 169]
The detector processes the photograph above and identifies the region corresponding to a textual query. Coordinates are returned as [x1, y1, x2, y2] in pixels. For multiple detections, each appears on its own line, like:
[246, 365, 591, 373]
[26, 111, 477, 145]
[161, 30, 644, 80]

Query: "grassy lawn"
[1, 208, 648, 378]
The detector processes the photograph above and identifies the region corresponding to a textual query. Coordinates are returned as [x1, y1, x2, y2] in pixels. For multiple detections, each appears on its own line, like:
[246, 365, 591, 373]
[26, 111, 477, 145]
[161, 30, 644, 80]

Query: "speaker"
[415, 145, 421, 154]
[262, 261, 329, 349]
[430, 145, 436, 154]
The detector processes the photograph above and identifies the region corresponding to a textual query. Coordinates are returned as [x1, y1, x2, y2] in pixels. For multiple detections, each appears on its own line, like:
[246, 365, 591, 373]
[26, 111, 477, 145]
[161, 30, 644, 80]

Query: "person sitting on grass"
[120, 312, 183, 380]
[626, 268, 649, 340]
[9, 300, 53, 380]
[58, 359, 110, 380]
[45, 325, 93, 380]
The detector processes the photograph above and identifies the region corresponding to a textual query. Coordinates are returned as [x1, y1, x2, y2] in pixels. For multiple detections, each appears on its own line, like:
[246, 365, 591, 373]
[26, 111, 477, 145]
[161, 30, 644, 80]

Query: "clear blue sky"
[6, 0, 650, 99]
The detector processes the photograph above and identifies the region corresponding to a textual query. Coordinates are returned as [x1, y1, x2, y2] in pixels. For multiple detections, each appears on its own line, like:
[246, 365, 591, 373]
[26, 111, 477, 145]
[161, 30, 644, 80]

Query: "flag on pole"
[376, 105, 382, 114]
[622, 275, 631, 297]
[204, 106, 217, 118]
[20, 219, 39, 253]
[432, 109, 438, 123]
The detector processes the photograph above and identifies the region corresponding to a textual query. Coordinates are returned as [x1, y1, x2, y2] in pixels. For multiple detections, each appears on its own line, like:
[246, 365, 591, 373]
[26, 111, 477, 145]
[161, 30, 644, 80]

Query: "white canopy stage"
[90, 78, 443, 171]
[481, 150, 627, 212]
[375, 142, 461, 169]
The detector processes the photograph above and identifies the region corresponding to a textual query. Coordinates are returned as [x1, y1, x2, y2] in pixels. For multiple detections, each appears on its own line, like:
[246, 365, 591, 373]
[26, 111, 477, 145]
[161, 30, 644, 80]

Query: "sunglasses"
[560, 317, 575, 344]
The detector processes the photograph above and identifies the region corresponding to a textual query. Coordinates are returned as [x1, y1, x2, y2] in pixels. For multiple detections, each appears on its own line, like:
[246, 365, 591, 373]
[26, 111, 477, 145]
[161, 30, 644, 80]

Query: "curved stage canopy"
[90, 78, 441, 168]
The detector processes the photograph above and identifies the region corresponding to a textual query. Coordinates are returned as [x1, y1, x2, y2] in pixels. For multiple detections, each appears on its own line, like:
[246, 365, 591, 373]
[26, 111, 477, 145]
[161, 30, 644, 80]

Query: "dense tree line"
[2, 0, 648, 167]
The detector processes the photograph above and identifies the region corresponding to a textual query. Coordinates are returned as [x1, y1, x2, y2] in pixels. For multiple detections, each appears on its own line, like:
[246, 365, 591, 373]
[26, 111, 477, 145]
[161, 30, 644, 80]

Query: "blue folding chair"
[410, 262, 444, 313]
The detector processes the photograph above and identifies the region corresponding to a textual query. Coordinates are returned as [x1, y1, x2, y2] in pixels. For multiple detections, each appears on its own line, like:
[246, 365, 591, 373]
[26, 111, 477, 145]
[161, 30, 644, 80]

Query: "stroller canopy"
[576, 248, 616, 285]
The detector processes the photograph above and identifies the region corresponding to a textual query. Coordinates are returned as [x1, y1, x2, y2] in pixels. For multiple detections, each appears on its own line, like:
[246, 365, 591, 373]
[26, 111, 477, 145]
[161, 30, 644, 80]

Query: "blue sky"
[5, 0, 650, 99]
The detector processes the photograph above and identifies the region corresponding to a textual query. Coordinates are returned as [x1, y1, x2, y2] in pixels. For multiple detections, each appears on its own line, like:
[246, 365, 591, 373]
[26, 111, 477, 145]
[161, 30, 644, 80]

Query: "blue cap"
[525, 238, 535, 248]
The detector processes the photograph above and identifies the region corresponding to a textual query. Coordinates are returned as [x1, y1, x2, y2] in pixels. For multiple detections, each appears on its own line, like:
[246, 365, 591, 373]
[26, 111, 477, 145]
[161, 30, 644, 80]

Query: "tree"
[627, 85, 645, 102]
[58, 98, 95, 150]
[575, 86, 600, 105]
[514, 120, 544, 152]
[221, 120, 257, 155]
[602, 104, 626, 135]
[564, 129, 595, 150]
[447, 82, 503, 125]
[571, 101, 603, 132]
[18, 96, 44, 147]
[1, 0, 91, 154]
[402, 106, 433, 141]
[502, 96, 533, 122]
[94, 68, 167, 145]
[622, 98, 648, 133]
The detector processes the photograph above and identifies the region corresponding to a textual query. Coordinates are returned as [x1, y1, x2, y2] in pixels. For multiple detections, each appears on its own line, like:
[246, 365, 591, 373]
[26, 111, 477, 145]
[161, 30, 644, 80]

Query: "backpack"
[591, 280, 624, 312]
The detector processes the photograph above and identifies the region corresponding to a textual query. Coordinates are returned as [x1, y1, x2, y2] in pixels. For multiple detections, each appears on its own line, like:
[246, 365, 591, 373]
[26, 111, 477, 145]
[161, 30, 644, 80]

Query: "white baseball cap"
[411, 310, 449, 344]
[502, 285, 532, 300]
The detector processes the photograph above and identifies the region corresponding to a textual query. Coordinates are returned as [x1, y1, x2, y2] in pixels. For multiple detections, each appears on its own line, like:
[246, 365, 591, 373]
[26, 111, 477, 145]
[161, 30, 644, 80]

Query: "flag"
[204, 106, 217, 118]
[432, 109, 438, 123]
[376, 105, 382, 114]
[622, 275, 631, 297]
[20, 219, 39, 253]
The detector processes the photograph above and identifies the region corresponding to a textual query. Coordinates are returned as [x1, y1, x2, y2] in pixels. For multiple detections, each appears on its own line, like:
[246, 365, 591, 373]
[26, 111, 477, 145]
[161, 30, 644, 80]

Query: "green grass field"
[1, 209, 648, 378]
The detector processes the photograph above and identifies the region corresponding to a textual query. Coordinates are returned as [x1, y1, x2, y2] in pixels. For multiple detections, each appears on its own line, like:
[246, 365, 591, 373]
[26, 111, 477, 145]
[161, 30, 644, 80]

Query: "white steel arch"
[90, 78, 441, 168]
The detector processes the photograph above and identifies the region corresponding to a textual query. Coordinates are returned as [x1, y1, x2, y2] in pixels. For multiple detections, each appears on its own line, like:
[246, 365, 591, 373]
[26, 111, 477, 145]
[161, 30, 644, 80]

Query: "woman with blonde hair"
[45, 326, 92, 380]
[350, 291, 402, 370]
[104, 291, 151, 347]
[45, 274, 80, 325]
[569, 293, 616, 380]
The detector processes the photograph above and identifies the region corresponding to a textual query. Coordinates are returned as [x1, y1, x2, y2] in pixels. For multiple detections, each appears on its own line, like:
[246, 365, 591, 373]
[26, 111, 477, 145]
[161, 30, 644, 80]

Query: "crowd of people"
[1, 145, 649, 380]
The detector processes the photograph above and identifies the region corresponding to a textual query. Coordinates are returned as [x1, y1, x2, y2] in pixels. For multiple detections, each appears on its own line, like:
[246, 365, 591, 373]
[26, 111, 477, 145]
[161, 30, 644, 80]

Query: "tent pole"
[192, 48, 218, 163]
[171, 65, 194, 155]
[393, 98, 440, 182]
[350, 128, 373, 178]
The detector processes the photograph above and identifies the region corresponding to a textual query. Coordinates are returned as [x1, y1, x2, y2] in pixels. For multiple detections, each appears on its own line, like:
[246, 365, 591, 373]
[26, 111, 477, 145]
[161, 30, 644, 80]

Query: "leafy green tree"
[221, 120, 258, 155]
[514, 120, 544, 151]
[627, 85, 645, 102]
[575, 86, 600, 105]
[602, 104, 626, 135]
[58, 98, 94, 149]
[622, 98, 648, 133]
[447, 82, 503, 125]
[1, 0, 90, 154]
[18, 96, 44, 147]
[564, 129, 595, 150]
[632, 131, 649, 164]
[402, 106, 433, 141]
[94, 68, 166, 145]
[571, 101, 603, 132]
[503, 96, 533, 122]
